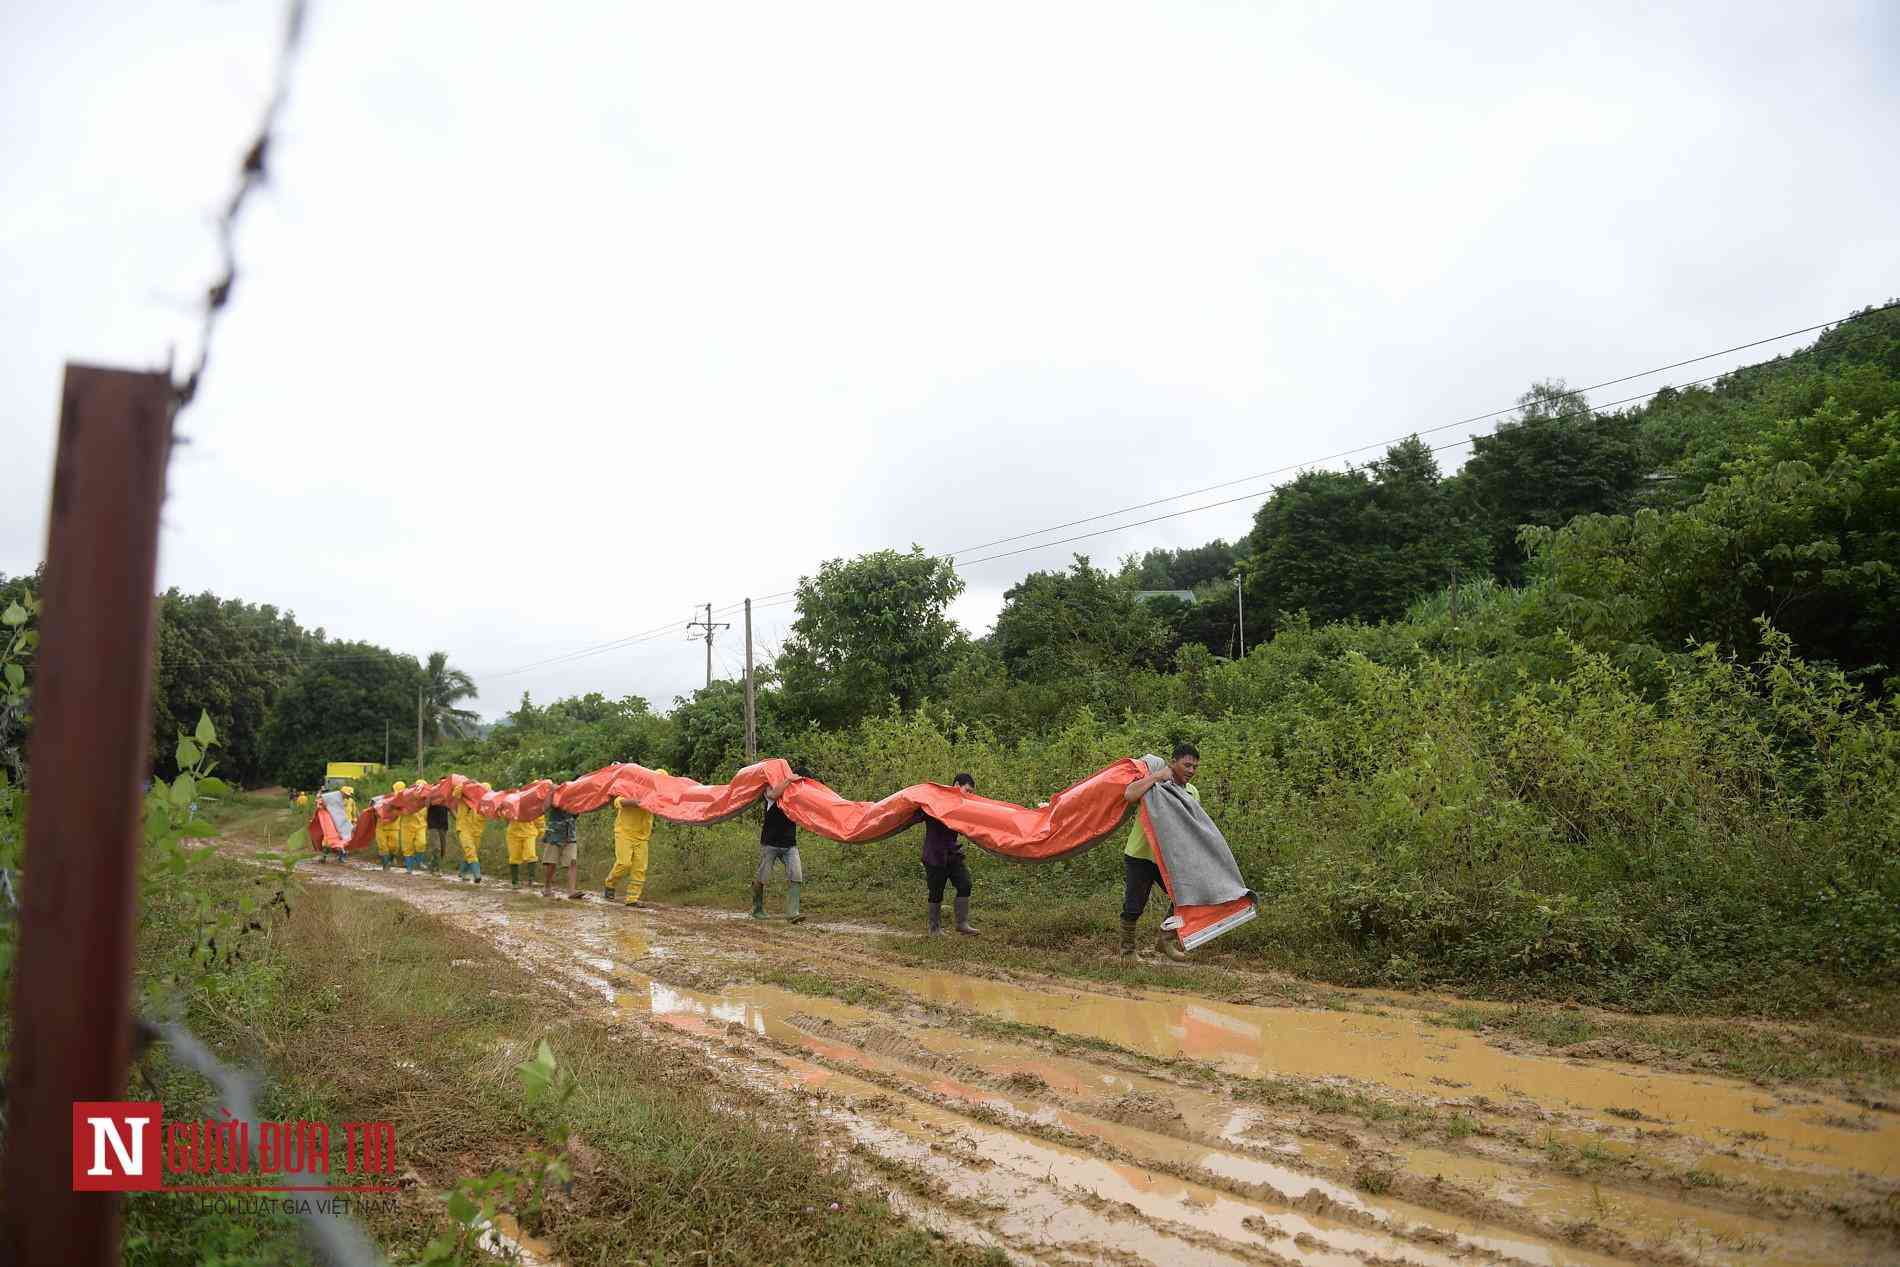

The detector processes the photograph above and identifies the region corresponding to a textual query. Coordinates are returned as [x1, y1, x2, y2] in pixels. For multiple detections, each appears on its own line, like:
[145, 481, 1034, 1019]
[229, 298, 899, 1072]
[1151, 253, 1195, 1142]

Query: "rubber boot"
[1119, 917, 1140, 959]
[1156, 928, 1189, 962]
[379, 853, 390, 871]
[750, 882, 766, 919]
[926, 902, 943, 936]
[786, 882, 805, 924]
[470, 862, 481, 884]
[603, 884, 615, 901]
[954, 894, 979, 935]
[510, 863, 520, 888]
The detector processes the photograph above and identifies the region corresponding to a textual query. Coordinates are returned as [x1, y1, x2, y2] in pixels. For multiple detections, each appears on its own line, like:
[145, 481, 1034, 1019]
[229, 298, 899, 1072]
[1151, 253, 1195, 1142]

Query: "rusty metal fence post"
[1, 364, 173, 1267]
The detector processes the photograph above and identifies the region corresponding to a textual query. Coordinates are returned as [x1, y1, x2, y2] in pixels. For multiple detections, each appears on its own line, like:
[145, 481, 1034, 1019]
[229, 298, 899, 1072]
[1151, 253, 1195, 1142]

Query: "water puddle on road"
[846, 964, 1900, 1177]
[600, 952, 1863, 1266]
[307, 865, 1898, 1265]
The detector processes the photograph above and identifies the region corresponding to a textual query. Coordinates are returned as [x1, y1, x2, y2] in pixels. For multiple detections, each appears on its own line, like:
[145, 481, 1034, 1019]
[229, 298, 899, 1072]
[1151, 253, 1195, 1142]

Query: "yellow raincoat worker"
[605, 771, 664, 907]
[342, 785, 357, 819]
[295, 791, 310, 813]
[454, 797, 485, 883]
[398, 791, 427, 874]
[505, 813, 543, 888]
[374, 783, 405, 869]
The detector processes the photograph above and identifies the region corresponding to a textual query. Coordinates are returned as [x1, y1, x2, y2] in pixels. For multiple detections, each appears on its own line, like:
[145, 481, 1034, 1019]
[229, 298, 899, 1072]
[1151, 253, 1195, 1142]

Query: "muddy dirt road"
[293, 858, 1898, 1266]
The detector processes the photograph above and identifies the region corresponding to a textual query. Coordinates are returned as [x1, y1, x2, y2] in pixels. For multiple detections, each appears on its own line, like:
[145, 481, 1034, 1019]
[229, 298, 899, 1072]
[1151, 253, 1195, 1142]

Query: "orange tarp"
[336, 758, 1255, 946]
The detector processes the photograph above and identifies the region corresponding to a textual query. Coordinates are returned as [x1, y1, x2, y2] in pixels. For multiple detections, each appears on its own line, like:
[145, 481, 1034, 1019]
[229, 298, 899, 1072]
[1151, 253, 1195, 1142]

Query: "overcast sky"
[3, 1, 1896, 720]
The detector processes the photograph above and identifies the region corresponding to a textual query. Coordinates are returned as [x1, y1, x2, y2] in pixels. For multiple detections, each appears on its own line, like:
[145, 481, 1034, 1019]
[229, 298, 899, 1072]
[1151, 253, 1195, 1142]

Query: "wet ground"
[293, 858, 1900, 1266]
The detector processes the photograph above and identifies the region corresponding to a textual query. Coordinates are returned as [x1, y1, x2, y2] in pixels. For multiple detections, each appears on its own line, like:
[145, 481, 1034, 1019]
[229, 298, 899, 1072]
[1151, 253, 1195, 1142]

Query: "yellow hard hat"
[392, 780, 407, 792]
[341, 785, 354, 795]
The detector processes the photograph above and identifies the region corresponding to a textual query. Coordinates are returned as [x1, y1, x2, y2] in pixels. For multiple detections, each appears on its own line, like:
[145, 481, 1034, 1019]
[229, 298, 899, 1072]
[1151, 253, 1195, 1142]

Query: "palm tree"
[420, 650, 480, 746]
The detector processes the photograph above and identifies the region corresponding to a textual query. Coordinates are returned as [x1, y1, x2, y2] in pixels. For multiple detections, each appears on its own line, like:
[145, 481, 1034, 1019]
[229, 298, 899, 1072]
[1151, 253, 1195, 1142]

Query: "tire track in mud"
[291, 859, 1900, 1266]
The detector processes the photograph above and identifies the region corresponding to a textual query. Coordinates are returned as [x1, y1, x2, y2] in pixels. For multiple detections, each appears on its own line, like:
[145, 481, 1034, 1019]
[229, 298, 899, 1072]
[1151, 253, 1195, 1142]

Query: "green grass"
[123, 849, 1005, 1267]
[1417, 998, 1900, 1090]
[759, 968, 905, 1010]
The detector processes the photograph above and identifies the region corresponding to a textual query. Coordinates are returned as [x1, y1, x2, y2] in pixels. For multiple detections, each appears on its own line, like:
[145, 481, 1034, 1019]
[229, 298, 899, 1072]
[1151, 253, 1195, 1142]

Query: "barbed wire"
[171, 0, 309, 413]
[144, 1020, 386, 1267]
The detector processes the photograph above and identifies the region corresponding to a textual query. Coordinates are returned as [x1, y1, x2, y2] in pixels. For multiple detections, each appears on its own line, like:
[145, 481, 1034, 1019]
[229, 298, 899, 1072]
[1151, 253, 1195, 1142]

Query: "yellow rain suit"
[398, 805, 426, 858]
[505, 815, 542, 865]
[607, 789, 657, 903]
[375, 783, 406, 860]
[454, 802, 484, 864]
[343, 787, 357, 818]
[295, 792, 310, 812]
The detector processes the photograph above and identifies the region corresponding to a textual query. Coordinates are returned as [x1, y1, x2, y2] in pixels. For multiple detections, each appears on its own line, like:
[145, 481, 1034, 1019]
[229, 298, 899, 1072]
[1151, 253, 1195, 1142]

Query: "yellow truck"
[323, 761, 383, 789]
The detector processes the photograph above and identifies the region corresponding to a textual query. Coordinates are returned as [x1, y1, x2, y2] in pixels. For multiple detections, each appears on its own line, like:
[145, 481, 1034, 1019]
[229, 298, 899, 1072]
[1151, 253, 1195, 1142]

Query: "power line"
[941, 300, 1899, 561]
[950, 364, 1745, 568]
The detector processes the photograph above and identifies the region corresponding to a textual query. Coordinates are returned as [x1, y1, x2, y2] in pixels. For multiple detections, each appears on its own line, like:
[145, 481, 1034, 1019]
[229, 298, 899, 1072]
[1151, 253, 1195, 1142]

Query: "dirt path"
[286, 855, 1899, 1266]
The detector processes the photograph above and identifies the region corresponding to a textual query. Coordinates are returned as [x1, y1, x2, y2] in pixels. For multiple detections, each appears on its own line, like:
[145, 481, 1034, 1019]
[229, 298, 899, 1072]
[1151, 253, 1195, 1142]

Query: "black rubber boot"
[954, 894, 978, 935]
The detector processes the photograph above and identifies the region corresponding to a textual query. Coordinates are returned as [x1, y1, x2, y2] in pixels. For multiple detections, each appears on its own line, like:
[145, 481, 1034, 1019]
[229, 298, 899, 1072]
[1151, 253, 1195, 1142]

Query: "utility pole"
[685, 602, 729, 690]
[743, 598, 757, 759]
[384, 719, 390, 768]
[1234, 574, 1246, 659]
[416, 684, 424, 773]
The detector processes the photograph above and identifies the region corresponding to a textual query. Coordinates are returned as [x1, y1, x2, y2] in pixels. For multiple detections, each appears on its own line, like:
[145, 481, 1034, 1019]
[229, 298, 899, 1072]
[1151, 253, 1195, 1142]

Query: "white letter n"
[88, 1116, 147, 1176]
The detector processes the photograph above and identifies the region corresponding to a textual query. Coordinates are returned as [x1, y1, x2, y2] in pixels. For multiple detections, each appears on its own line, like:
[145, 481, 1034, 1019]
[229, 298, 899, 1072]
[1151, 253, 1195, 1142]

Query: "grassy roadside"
[237, 793, 1900, 1092]
[123, 846, 1004, 1266]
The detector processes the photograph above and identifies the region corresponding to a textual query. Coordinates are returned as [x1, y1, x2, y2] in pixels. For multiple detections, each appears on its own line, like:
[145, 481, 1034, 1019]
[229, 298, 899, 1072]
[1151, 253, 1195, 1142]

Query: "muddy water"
[299, 863, 1900, 1266]
[605, 960, 1870, 1267]
[851, 964, 1900, 1176]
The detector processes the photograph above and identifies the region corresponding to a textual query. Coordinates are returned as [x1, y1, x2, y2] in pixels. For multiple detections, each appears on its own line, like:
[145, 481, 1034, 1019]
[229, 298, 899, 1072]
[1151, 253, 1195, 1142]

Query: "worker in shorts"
[541, 794, 583, 899]
[921, 773, 979, 936]
[752, 771, 805, 923]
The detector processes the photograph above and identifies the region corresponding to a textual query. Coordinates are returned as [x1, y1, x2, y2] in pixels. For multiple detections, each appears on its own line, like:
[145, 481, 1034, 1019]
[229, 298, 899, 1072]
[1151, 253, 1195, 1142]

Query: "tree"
[668, 679, 785, 782]
[420, 650, 480, 745]
[993, 556, 1169, 681]
[259, 642, 423, 788]
[149, 589, 323, 786]
[1126, 540, 1239, 591]
[1532, 394, 1900, 687]
[1451, 381, 1643, 584]
[1246, 437, 1486, 629]
[776, 547, 966, 728]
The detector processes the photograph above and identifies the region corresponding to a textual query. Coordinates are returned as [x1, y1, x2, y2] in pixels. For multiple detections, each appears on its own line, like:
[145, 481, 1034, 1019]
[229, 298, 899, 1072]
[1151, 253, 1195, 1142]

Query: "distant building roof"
[1135, 589, 1197, 604]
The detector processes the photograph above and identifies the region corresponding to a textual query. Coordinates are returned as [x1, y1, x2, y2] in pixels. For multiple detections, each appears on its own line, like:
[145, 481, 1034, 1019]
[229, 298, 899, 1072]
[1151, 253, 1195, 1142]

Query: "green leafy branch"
[420, 1039, 578, 1266]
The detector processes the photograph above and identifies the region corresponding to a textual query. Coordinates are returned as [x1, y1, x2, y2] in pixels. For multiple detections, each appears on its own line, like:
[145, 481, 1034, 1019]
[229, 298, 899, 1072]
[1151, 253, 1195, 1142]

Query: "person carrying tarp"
[1120, 742, 1200, 962]
[753, 772, 805, 924]
[454, 798, 484, 882]
[921, 773, 980, 936]
[425, 796, 452, 874]
[505, 813, 542, 888]
[606, 769, 664, 907]
[398, 794, 427, 874]
[375, 782, 406, 869]
[541, 794, 584, 900]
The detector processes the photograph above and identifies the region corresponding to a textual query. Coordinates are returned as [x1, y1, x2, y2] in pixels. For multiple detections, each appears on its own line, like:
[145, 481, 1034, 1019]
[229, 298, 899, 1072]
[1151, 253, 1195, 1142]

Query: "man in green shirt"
[1120, 742, 1200, 961]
